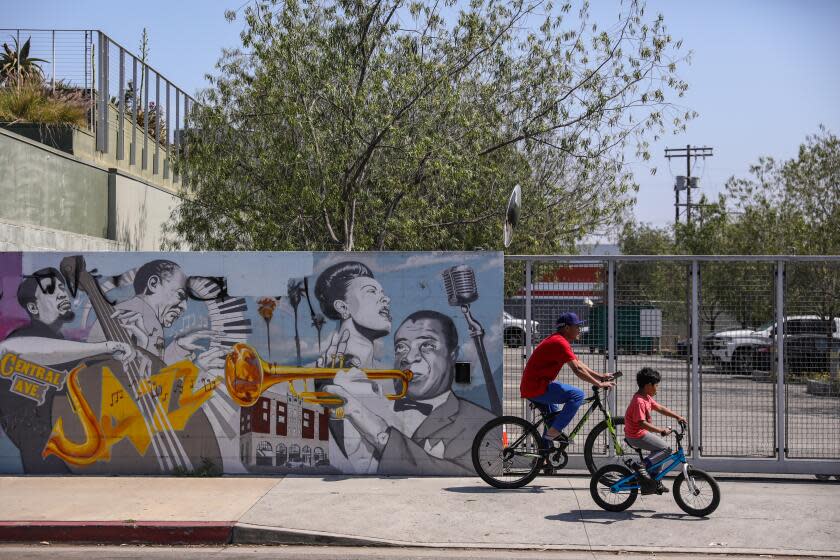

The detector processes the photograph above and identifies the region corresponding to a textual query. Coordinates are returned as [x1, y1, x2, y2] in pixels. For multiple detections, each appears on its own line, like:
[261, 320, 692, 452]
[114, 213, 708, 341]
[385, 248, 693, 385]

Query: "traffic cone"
[502, 426, 509, 447]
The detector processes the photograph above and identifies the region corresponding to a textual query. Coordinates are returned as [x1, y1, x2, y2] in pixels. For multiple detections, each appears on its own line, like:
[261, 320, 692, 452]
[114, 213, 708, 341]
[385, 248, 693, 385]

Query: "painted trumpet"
[224, 343, 413, 411]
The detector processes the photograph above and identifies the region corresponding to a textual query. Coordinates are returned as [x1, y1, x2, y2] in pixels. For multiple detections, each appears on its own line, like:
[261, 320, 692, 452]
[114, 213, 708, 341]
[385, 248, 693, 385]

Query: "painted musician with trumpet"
[321, 310, 494, 475]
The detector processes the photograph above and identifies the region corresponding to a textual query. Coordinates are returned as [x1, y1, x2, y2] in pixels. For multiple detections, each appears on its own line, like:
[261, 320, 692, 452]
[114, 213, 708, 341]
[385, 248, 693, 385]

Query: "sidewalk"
[1, 474, 838, 557]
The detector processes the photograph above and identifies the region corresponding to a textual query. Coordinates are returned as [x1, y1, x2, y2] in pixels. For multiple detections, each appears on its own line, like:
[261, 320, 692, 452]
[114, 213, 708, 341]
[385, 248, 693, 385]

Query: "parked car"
[755, 331, 840, 374]
[712, 316, 840, 373]
[503, 311, 540, 347]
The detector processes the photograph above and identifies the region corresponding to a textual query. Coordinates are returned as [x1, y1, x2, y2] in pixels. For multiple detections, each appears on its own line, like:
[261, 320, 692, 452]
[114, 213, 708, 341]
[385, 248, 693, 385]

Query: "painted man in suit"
[324, 310, 494, 475]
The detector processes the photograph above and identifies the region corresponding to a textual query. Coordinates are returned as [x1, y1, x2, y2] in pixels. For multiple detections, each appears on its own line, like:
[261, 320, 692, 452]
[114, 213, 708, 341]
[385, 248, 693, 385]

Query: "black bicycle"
[471, 372, 626, 489]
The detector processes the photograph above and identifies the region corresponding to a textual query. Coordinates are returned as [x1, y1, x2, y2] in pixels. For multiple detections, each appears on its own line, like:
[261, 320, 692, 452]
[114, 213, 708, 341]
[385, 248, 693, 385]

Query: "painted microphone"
[441, 265, 502, 415]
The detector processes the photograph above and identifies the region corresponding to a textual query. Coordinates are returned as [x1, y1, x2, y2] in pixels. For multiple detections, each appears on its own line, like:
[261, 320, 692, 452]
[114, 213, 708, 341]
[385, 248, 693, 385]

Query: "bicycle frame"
[607, 427, 699, 495]
[520, 387, 624, 457]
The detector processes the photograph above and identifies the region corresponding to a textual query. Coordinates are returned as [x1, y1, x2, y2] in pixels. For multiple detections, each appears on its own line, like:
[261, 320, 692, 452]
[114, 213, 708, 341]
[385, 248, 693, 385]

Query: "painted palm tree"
[287, 278, 305, 366]
[257, 297, 278, 360]
[301, 277, 326, 353]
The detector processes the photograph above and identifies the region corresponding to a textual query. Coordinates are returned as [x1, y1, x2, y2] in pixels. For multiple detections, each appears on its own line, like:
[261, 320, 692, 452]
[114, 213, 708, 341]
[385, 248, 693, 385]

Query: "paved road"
[1, 546, 836, 560]
[502, 348, 840, 461]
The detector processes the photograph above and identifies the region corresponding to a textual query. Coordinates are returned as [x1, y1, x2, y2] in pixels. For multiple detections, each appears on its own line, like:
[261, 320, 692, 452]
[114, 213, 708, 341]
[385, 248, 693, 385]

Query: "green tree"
[724, 128, 840, 322]
[166, 0, 692, 251]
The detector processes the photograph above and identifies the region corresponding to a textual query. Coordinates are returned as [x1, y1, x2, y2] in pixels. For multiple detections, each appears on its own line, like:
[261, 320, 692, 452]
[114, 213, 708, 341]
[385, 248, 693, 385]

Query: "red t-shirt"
[624, 392, 657, 439]
[520, 333, 577, 399]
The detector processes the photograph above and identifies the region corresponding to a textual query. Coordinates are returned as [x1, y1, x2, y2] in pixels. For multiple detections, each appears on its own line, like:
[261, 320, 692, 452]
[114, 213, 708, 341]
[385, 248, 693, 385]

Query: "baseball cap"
[556, 312, 586, 329]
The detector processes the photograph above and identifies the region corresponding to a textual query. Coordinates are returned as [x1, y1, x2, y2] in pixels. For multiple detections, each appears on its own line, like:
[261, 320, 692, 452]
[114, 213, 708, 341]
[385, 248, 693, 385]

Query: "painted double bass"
[46, 255, 222, 474]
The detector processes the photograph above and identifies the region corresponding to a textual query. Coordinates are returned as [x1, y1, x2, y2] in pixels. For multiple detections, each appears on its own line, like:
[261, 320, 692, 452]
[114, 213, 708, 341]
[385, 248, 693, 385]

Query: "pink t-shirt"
[624, 392, 657, 439]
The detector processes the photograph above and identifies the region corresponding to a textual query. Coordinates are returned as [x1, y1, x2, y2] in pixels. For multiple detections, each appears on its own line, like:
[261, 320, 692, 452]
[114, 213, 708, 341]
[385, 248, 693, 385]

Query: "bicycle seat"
[528, 401, 550, 418]
[624, 438, 645, 455]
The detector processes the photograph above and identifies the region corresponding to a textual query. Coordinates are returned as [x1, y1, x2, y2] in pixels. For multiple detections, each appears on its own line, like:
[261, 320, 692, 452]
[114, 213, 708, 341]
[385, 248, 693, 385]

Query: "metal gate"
[504, 255, 840, 475]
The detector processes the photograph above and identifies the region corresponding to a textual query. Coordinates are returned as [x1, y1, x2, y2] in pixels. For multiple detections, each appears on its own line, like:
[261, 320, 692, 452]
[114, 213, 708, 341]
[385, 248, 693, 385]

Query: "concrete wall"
[110, 174, 178, 250]
[0, 128, 180, 251]
[0, 129, 110, 239]
[0, 251, 503, 476]
[0, 219, 122, 251]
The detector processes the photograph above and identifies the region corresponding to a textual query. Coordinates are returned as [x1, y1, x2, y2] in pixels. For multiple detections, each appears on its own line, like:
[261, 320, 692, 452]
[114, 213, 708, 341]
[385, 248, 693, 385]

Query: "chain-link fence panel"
[521, 260, 608, 455]
[784, 261, 840, 460]
[698, 261, 776, 458]
[613, 261, 690, 456]
[503, 260, 528, 420]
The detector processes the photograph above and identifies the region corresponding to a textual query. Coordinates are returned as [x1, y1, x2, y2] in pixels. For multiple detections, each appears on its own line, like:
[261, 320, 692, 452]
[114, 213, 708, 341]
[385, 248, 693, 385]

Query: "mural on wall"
[0, 252, 503, 475]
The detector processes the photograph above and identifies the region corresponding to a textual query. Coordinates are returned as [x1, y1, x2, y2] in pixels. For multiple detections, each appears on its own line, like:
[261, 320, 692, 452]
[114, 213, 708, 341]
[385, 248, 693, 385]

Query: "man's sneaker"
[542, 432, 569, 450]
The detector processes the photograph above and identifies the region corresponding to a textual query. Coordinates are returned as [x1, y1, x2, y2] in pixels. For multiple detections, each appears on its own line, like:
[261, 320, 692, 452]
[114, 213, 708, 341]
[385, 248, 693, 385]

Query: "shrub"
[0, 80, 88, 127]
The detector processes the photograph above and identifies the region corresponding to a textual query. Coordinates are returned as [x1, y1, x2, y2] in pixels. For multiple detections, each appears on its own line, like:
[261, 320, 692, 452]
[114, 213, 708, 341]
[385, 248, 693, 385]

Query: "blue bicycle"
[589, 420, 721, 517]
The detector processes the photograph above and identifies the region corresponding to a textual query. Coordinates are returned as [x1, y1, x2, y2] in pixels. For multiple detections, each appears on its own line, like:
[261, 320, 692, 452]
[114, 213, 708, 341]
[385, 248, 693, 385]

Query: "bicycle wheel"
[583, 416, 625, 475]
[673, 467, 720, 517]
[590, 463, 638, 512]
[471, 415, 544, 489]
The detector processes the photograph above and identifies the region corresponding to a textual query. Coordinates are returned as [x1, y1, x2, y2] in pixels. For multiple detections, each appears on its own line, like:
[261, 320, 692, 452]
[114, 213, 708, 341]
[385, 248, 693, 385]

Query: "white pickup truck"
[708, 316, 840, 372]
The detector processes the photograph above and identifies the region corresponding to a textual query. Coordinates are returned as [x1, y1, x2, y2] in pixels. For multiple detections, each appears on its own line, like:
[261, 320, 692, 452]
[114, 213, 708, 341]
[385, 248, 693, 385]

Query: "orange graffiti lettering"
[42, 360, 220, 466]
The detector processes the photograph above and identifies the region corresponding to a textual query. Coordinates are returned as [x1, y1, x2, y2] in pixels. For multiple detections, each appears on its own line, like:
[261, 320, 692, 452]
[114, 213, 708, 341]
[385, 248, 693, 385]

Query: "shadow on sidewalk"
[444, 485, 568, 494]
[546, 509, 709, 524]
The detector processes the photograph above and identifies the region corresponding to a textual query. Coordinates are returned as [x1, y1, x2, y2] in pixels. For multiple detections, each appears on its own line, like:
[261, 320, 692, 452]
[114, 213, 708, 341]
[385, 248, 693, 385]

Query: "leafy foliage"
[166, 0, 692, 251]
[0, 37, 47, 85]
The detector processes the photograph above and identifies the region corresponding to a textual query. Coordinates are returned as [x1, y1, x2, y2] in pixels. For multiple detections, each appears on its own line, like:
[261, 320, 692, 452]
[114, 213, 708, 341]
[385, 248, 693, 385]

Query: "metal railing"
[504, 255, 840, 475]
[1, 29, 196, 183]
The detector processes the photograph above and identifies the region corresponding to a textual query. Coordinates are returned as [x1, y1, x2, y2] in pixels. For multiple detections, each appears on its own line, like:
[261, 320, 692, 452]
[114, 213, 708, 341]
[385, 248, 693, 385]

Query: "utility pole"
[666, 145, 713, 227]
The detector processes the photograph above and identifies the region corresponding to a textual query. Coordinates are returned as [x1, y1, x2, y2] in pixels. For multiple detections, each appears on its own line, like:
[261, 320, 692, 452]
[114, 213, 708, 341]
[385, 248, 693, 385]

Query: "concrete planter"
[806, 379, 840, 397]
[0, 122, 78, 154]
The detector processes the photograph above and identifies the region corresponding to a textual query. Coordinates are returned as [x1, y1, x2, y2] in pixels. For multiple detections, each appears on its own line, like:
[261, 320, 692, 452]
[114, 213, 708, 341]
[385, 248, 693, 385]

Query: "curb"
[231, 523, 840, 557]
[0, 521, 234, 545]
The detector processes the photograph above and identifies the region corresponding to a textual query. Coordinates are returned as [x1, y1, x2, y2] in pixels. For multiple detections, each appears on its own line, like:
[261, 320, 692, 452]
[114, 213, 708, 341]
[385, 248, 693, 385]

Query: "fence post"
[154, 73, 160, 174]
[690, 260, 701, 460]
[524, 259, 533, 421]
[776, 260, 786, 464]
[16, 30, 20, 87]
[51, 30, 55, 91]
[607, 259, 616, 415]
[174, 89, 180, 181]
[97, 32, 109, 153]
[117, 47, 125, 160]
[165, 80, 171, 179]
[130, 57, 137, 165]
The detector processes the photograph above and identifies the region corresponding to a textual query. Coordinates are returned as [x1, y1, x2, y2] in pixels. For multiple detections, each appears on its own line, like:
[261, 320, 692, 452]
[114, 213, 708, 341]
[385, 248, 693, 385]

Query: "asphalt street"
[1, 546, 836, 560]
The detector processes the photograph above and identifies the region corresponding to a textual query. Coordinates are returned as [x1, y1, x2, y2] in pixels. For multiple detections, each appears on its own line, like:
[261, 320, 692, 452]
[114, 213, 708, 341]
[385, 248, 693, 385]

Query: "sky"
[5, 0, 840, 230]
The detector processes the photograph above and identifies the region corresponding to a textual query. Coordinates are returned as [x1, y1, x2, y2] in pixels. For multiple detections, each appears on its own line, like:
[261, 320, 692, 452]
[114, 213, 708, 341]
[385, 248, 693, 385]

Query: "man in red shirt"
[520, 312, 614, 447]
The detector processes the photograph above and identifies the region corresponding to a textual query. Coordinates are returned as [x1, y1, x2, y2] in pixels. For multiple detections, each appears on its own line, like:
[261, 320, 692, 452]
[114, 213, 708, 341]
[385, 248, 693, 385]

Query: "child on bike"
[625, 367, 686, 494]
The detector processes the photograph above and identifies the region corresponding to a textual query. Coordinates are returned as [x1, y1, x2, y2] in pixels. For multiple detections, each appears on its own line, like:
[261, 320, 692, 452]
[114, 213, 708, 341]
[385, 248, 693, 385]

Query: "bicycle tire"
[471, 415, 544, 489]
[583, 416, 625, 475]
[673, 467, 720, 517]
[590, 463, 638, 512]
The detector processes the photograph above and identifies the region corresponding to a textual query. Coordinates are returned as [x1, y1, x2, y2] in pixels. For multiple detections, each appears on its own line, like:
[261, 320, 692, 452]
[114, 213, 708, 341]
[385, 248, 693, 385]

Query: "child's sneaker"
[634, 466, 658, 495]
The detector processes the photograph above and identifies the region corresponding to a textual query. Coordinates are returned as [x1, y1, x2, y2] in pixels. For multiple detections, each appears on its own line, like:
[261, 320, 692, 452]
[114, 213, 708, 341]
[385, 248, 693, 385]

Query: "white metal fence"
[504, 255, 840, 475]
[1, 29, 196, 182]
